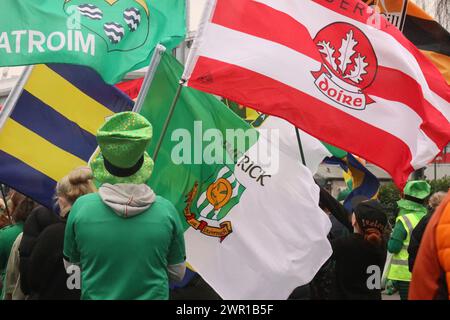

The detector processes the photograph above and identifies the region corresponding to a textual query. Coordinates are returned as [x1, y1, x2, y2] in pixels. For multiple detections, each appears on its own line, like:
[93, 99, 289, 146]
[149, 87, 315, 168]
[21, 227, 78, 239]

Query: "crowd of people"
[297, 179, 450, 300]
[1, 112, 186, 300]
[0, 111, 449, 300]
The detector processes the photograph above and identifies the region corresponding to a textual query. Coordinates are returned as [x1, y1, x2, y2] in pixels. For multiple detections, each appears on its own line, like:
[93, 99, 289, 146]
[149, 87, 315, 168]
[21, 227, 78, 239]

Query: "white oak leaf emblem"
[338, 30, 358, 74]
[317, 41, 338, 71]
[343, 54, 368, 84]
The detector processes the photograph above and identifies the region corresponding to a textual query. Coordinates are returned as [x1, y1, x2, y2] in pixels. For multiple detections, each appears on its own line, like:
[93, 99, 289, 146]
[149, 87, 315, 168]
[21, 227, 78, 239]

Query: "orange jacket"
[409, 192, 450, 299]
[437, 197, 450, 299]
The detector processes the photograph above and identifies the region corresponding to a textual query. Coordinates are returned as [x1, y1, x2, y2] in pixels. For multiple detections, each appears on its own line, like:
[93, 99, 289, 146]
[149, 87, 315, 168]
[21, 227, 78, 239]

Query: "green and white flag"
[0, 0, 185, 83]
[141, 53, 332, 300]
[195, 166, 246, 221]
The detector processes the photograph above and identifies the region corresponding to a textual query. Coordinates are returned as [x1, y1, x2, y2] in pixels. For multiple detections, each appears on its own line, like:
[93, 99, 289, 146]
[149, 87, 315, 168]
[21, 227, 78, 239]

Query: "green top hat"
[90, 112, 154, 185]
[403, 180, 431, 200]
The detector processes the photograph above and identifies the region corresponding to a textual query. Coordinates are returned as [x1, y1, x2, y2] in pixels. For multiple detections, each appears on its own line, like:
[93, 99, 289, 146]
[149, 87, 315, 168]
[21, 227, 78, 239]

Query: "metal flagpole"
[88, 45, 166, 165]
[0, 66, 34, 133]
[152, 82, 184, 162]
[0, 67, 32, 223]
[434, 160, 437, 181]
[295, 128, 307, 167]
[133, 44, 167, 113]
[0, 184, 12, 224]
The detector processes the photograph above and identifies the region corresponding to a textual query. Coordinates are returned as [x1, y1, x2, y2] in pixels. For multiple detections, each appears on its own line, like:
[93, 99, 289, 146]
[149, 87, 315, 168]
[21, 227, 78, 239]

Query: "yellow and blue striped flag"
[0, 64, 133, 208]
[325, 153, 380, 212]
[343, 154, 380, 212]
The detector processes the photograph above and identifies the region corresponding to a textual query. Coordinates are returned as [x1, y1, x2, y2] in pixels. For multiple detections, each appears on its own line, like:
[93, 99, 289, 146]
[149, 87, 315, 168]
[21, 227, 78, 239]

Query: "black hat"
[350, 195, 369, 212]
[354, 200, 387, 233]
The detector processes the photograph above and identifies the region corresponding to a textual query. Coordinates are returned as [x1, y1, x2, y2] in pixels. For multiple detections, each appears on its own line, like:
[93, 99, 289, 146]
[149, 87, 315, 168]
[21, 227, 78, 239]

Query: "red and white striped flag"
[183, 0, 450, 187]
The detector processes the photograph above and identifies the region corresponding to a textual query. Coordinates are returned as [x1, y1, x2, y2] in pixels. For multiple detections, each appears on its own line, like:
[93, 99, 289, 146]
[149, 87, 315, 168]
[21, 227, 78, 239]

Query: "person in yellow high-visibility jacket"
[387, 180, 431, 300]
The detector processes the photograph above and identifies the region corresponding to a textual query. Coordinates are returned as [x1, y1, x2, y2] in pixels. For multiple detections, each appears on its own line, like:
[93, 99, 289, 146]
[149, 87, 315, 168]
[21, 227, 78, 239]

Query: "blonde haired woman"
[28, 167, 95, 300]
[55, 167, 96, 217]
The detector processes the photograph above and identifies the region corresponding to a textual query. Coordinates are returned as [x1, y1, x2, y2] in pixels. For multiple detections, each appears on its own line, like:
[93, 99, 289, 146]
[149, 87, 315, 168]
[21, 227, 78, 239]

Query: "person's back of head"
[89, 112, 156, 218]
[353, 200, 388, 247]
[402, 180, 432, 205]
[428, 191, 447, 213]
[9, 190, 36, 224]
[63, 112, 187, 300]
[56, 167, 96, 217]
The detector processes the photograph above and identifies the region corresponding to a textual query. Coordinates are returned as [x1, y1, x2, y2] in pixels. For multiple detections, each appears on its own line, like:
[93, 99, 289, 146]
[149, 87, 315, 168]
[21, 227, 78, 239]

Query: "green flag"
[141, 52, 253, 220]
[322, 142, 347, 159]
[0, 0, 185, 84]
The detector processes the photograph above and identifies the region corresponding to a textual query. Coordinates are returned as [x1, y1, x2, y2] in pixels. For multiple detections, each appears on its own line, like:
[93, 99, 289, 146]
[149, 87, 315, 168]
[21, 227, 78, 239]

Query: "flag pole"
[152, 81, 185, 162]
[0, 184, 12, 224]
[0, 66, 33, 133]
[88, 45, 166, 166]
[295, 128, 307, 167]
[434, 160, 437, 181]
[133, 44, 167, 113]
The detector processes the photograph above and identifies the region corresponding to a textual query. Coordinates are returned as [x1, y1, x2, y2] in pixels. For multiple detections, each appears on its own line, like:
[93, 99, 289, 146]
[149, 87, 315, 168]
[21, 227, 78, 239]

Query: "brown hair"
[354, 200, 387, 247]
[9, 190, 36, 223]
[364, 228, 383, 246]
[428, 191, 447, 212]
[56, 167, 96, 215]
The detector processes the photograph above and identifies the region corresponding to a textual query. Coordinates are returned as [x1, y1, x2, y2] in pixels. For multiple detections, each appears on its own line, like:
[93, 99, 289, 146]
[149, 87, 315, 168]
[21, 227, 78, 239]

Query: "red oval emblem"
[314, 22, 378, 90]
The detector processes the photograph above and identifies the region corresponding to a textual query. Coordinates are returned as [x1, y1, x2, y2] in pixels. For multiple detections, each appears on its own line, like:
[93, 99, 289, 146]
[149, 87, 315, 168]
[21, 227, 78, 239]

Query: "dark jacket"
[29, 220, 80, 300]
[410, 196, 450, 300]
[19, 206, 60, 295]
[170, 273, 221, 300]
[408, 214, 431, 272]
[319, 187, 353, 233]
[331, 234, 387, 300]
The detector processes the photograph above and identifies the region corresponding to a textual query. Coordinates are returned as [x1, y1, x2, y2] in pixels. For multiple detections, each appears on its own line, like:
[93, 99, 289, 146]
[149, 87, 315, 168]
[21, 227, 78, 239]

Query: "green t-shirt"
[63, 193, 186, 300]
[0, 223, 23, 299]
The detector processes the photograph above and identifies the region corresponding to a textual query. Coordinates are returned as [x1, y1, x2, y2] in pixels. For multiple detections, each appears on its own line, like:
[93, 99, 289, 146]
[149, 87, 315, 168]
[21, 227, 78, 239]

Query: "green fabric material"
[90, 112, 154, 185]
[140, 52, 254, 231]
[402, 180, 431, 199]
[388, 221, 406, 254]
[96, 112, 152, 168]
[0, 223, 23, 299]
[63, 193, 185, 300]
[396, 199, 428, 216]
[322, 142, 347, 158]
[337, 188, 351, 202]
[0, 0, 186, 84]
[223, 99, 246, 119]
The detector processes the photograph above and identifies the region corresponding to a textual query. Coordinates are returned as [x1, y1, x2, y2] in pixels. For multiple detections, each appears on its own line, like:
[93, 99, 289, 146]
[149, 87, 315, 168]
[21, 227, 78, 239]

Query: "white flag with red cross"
[183, 0, 450, 188]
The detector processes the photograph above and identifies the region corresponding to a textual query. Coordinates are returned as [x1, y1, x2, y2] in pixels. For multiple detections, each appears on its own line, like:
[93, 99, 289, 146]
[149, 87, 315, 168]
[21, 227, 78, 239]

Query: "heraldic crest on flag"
[312, 22, 377, 111]
[184, 166, 246, 242]
[64, 0, 150, 51]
